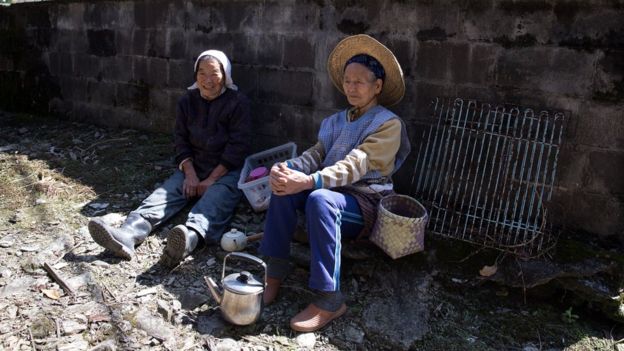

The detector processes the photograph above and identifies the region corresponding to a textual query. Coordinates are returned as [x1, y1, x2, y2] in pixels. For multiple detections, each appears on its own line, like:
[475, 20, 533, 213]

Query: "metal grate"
[410, 97, 566, 258]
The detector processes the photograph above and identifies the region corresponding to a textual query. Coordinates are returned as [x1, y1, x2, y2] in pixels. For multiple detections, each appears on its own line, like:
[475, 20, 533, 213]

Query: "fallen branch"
[43, 262, 75, 296]
[82, 137, 129, 152]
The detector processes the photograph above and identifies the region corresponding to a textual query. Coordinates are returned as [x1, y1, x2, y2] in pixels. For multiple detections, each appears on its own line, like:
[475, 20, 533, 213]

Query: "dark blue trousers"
[260, 189, 364, 292]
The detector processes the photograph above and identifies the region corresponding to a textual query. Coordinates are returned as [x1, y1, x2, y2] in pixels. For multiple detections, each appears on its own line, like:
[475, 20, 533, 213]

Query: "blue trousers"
[132, 170, 242, 244]
[260, 189, 364, 292]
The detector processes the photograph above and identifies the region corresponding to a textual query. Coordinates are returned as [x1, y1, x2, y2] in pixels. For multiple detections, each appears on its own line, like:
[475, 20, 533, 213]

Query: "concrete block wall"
[0, 0, 622, 241]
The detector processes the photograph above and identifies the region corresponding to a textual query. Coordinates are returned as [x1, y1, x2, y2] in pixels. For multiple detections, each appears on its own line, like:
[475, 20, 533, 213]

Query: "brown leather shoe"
[263, 277, 282, 305]
[290, 303, 347, 332]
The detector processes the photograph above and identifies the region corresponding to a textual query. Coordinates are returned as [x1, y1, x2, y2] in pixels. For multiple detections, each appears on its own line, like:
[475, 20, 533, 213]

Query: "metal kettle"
[204, 252, 267, 326]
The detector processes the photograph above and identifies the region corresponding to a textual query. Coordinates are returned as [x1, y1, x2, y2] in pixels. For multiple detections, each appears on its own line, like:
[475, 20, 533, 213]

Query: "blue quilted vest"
[318, 105, 410, 184]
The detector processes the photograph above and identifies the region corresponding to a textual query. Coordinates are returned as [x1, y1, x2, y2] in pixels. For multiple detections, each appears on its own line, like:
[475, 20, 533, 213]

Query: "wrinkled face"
[342, 62, 383, 109]
[196, 58, 225, 100]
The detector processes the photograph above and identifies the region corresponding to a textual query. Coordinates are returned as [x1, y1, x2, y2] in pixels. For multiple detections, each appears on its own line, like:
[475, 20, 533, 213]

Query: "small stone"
[57, 339, 89, 351]
[62, 319, 87, 335]
[215, 338, 239, 351]
[89, 339, 116, 351]
[20, 244, 39, 252]
[30, 316, 56, 338]
[172, 300, 182, 311]
[6, 305, 17, 319]
[196, 314, 225, 334]
[296, 333, 316, 349]
[0, 268, 12, 278]
[135, 287, 158, 297]
[18, 127, 28, 134]
[157, 300, 172, 322]
[35, 198, 47, 205]
[0, 236, 14, 248]
[89, 202, 110, 210]
[523, 345, 539, 351]
[344, 324, 365, 343]
[134, 308, 175, 342]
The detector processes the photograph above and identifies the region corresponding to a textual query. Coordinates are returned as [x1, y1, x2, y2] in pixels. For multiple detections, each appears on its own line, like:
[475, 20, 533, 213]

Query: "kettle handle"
[222, 252, 267, 287]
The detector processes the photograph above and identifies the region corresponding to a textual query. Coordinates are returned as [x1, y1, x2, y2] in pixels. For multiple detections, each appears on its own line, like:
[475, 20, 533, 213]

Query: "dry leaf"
[479, 264, 498, 277]
[42, 288, 61, 300]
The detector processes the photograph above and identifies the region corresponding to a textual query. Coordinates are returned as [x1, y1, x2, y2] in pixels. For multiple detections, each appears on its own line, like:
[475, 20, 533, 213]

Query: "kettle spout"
[204, 276, 222, 304]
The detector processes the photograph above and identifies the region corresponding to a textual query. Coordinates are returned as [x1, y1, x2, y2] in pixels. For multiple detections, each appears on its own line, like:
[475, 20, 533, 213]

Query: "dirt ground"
[0, 111, 622, 351]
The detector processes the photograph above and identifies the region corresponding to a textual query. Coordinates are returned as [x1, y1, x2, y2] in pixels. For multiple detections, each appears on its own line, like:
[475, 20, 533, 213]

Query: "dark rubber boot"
[88, 213, 152, 260]
[160, 225, 199, 267]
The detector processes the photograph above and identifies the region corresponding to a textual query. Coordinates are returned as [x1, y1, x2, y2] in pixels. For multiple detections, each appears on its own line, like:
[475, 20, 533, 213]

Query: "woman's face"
[196, 58, 225, 100]
[342, 62, 382, 109]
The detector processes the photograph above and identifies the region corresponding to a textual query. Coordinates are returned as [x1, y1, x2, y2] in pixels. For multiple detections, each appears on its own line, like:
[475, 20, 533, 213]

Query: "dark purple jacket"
[174, 88, 252, 179]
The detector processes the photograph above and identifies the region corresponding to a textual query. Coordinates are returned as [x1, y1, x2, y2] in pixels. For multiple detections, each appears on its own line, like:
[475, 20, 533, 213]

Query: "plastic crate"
[238, 142, 297, 212]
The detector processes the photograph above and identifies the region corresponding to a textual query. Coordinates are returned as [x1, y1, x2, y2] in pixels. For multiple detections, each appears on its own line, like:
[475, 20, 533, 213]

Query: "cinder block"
[88, 80, 116, 105]
[24, 5, 50, 28]
[573, 102, 624, 149]
[47, 51, 60, 76]
[60, 76, 88, 102]
[167, 29, 186, 60]
[53, 3, 85, 31]
[168, 59, 193, 89]
[149, 88, 170, 116]
[386, 38, 413, 78]
[115, 29, 133, 55]
[211, 1, 259, 32]
[84, 2, 119, 29]
[100, 55, 133, 82]
[259, 2, 319, 32]
[147, 57, 168, 87]
[73, 54, 100, 79]
[146, 29, 167, 58]
[26, 27, 51, 49]
[451, 43, 498, 86]
[592, 49, 624, 103]
[72, 101, 100, 124]
[132, 56, 148, 84]
[87, 29, 116, 57]
[232, 64, 258, 100]
[257, 34, 282, 67]
[51, 29, 73, 53]
[257, 69, 314, 106]
[552, 191, 623, 238]
[134, 1, 170, 29]
[283, 36, 315, 69]
[416, 41, 451, 81]
[231, 34, 257, 65]
[132, 29, 149, 56]
[556, 147, 587, 193]
[496, 47, 596, 97]
[586, 150, 624, 195]
[59, 52, 73, 76]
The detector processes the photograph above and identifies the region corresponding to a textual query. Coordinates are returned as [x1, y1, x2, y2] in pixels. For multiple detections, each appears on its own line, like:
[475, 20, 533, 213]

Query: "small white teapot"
[220, 229, 264, 252]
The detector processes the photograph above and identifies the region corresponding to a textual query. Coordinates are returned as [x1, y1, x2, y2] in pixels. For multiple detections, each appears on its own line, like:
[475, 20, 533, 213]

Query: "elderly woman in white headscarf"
[88, 50, 252, 267]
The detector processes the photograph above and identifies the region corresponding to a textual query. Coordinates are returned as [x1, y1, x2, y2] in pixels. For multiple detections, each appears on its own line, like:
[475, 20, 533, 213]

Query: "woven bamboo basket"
[370, 194, 428, 259]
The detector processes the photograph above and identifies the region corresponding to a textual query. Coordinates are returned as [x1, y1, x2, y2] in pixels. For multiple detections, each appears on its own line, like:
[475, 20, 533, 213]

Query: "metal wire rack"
[410, 97, 567, 258]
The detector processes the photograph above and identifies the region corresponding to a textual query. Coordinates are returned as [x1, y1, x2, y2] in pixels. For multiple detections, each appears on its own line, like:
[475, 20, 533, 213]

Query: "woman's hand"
[270, 163, 313, 195]
[181, 161, 200, 199]
[183, 173, 200, 198]
[197, 177, 216, 196]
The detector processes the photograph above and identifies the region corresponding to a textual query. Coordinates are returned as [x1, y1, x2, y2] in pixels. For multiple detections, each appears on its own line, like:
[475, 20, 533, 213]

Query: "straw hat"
[327, 34, 405, 106]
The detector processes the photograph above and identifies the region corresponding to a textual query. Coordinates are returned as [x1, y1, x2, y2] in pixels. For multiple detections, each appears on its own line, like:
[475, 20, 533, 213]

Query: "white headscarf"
[187, 50, 238, 91]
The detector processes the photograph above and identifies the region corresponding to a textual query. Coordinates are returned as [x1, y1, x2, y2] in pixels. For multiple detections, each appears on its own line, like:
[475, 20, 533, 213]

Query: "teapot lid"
[224, 228, 244, 236]
[223, 271, 263, 295]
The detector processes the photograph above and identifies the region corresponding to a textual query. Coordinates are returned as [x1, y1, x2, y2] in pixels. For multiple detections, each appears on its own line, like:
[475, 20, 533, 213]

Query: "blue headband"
[345, 54, 385, 81]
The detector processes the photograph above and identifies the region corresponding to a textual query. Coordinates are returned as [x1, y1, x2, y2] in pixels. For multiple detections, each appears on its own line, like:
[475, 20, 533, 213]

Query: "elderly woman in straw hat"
[88, 50, 251, 267]
[259, 35, 411, 332]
